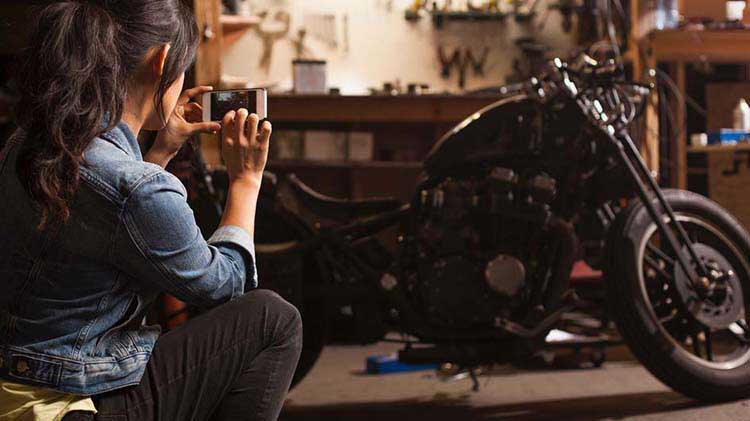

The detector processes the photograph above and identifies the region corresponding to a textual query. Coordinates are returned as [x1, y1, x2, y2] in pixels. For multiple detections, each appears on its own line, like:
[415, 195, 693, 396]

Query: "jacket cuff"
[208, 225, 258, 289]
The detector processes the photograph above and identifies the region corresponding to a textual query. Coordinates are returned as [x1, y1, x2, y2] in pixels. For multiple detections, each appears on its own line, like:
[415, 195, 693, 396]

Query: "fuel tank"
[423, 94, 540, 181]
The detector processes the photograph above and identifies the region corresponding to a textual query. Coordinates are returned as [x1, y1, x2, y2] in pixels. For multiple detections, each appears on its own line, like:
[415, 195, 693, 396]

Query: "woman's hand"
[220, 109, 272, 187]
[217, 109, 272, 238]
[146, 86, 221, 168]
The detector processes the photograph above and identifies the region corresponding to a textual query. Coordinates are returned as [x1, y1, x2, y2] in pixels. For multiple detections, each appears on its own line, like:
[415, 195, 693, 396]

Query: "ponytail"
[16, 2, 123, 228]
[14, 0, 198, 228]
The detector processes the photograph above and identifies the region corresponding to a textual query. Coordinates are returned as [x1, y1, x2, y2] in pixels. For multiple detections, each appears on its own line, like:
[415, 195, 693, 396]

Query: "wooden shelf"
[632, 28, 750, 190]
[405, 9, 514, 29]
[408, 10, 508, 20]
[688, 143, 750, 153]
[220, 14, 261, 31]
[645, 29, 750, 63]
[219, 14, 260, 47]
[268, 94, 503, 124]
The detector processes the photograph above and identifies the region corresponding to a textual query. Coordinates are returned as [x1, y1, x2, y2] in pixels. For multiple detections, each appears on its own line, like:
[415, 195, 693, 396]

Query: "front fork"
[606, 128, 710, 295]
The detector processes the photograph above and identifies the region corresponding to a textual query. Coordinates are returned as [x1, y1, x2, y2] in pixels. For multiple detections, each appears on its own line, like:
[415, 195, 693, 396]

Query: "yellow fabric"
[0, 381, 96, 421]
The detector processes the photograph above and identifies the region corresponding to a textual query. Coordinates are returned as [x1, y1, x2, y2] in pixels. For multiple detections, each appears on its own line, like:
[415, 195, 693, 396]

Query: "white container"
[727, 1, 746, 21]
[293, 60, 327, 95]
[690, 133, 708, 147]
[734, 98, 750, 131]
[654, 0, 680, 30]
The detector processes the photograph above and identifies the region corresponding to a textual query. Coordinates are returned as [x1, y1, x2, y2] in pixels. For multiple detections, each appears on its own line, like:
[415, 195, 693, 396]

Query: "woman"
[0, 1, 302, 420]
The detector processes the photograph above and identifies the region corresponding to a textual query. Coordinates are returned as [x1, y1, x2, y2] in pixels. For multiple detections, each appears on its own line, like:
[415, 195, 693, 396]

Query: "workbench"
[631, 28, 750, 189]
[687, 143, 750, 228]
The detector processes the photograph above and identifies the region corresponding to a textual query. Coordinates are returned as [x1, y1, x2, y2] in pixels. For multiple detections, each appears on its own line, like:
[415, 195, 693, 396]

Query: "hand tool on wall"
[548, 0, 582, 33]
[438, 45, 492, 89]
[514, 0, 542, 21]
[253, 10, 291, 72]
[438, 45, 461, 79]
[409, 0, 427, 14]
[467, 0, 484, 12]
[304, 13, 339, 49]
[292, 28, 309, 60]
[467, 0, 502, 12]
[456, 49, 471, 89]
[342, 13, 350, 54]
[467, 47, 490, 76]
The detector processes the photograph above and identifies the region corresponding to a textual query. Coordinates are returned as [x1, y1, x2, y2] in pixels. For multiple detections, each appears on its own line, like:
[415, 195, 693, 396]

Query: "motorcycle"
[191, 53, 750, 402]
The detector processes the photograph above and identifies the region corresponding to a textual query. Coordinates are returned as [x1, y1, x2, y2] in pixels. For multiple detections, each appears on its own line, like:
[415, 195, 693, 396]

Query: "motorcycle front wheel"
[608, 189, 750, 402]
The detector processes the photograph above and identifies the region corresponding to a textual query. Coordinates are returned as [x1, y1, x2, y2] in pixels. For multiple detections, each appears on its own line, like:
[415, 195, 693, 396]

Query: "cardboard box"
[706, 83, 750, 132]
[270, 130, 304, 160]
[303, 131, 347, 161]
[348, 132, 374, 161]
[707, 148, 750, 229]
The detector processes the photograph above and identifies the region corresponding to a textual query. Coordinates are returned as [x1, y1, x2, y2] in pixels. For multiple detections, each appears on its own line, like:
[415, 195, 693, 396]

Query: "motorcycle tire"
[191, 172, 325, 388]
[256, 251, 325, 388]
[607, 189, 750, 402]
[254, 199, 326, 389]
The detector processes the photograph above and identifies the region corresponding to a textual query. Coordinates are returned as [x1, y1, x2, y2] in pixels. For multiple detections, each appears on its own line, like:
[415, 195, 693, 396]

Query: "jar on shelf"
[652, 0, 679, 30]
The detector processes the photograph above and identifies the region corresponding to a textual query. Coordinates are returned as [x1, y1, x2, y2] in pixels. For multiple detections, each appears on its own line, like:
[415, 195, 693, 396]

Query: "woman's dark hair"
[15, 0, 198, 228]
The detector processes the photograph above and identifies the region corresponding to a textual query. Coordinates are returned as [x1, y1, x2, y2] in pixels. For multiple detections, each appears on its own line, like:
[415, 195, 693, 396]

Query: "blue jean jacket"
[0, 122, 257, 395]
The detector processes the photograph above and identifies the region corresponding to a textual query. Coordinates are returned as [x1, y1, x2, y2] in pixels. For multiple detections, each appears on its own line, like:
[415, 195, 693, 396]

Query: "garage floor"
[280, 341, 750, 420]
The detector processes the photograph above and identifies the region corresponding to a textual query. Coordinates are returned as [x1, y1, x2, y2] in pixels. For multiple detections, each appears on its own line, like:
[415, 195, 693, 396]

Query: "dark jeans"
[72, 289, 303, 421]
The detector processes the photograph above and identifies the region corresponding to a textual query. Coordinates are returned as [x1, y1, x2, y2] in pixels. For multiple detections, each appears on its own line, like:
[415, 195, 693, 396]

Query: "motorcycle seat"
[286, 173, 403, 220]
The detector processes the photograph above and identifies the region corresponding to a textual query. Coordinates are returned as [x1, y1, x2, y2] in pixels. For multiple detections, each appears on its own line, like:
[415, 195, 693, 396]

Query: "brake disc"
[673, 243, 745, 329]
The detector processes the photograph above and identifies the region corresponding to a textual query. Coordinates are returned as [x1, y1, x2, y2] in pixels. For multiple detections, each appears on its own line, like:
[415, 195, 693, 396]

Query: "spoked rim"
[637, 213, 750, 370]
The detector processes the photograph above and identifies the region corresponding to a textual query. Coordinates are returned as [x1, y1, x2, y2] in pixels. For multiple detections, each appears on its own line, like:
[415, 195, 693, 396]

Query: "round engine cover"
[485, 255, 526, 297]
[417, 255, 499, 328]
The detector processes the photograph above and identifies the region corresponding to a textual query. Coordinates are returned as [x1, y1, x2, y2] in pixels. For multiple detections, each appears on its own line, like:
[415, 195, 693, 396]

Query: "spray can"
[734, 98, 750, 131]
[654, 0, 680, 30]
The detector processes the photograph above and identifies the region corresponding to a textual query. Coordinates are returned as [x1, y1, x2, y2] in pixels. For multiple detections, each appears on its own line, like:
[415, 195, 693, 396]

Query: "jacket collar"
[101, 121, 143, 161]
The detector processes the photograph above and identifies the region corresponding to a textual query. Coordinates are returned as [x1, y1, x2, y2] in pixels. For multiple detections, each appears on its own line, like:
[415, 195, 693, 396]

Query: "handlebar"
[527, 54, 651, 132]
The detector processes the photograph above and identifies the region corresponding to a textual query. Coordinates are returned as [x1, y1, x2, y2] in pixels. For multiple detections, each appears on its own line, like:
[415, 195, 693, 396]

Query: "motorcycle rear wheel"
[608, 189, 750, 402]
[254, 202, 326, 389]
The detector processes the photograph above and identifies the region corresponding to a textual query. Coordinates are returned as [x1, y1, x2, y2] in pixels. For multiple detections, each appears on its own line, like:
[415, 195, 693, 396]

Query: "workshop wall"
[222, 0, 576, 94]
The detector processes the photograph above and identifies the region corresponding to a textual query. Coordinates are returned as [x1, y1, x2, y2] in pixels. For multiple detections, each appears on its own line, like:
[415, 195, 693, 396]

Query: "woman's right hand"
[220, 109, 272, 186]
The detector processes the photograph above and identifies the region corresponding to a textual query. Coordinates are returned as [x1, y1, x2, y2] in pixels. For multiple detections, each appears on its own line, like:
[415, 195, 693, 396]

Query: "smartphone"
[202, 88, 267, 122]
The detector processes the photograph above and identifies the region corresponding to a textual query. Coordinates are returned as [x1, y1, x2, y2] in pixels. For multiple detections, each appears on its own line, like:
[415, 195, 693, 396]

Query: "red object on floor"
[569, 260, 603, 285]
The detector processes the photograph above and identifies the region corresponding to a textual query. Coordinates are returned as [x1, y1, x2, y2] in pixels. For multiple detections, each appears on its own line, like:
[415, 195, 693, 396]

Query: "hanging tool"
[253, 10, 291, 72]
[438, 45, 492, 89]
[291, 28, 309, 60]
[438, 45, 461, 79]
[467, 47, 490, 76]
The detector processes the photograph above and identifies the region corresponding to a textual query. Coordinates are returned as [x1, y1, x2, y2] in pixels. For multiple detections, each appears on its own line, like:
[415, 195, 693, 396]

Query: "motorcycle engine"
[408, 167, 558, 329]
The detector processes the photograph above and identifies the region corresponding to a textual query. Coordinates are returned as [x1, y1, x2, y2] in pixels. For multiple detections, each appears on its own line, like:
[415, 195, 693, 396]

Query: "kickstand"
[436, 364, 485, 392]
[469, 369, 480, 392]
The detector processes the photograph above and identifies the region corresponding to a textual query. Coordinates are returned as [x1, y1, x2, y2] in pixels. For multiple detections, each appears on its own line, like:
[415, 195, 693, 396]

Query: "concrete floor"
[281, 342, 750, 420]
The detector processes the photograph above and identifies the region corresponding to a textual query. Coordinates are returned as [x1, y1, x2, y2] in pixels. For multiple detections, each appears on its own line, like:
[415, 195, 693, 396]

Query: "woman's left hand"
[146, 86, 221, 168]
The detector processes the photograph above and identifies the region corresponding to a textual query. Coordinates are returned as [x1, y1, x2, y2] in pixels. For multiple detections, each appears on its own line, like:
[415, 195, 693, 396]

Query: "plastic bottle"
[734, 98, 750, 131]
[654, 0, 680, 30]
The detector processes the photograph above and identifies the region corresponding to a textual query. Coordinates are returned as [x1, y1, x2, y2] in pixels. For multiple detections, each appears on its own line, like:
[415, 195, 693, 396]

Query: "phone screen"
[210, 90, 258, 121]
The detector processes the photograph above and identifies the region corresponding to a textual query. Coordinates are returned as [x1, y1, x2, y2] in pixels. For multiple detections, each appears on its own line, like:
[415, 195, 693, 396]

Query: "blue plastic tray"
[366, 353, 438, 374]
[708, 130, 750, 145]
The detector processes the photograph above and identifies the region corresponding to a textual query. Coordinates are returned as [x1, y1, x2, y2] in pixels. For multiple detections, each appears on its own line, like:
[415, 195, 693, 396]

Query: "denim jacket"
[0, 122, 257, 395]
